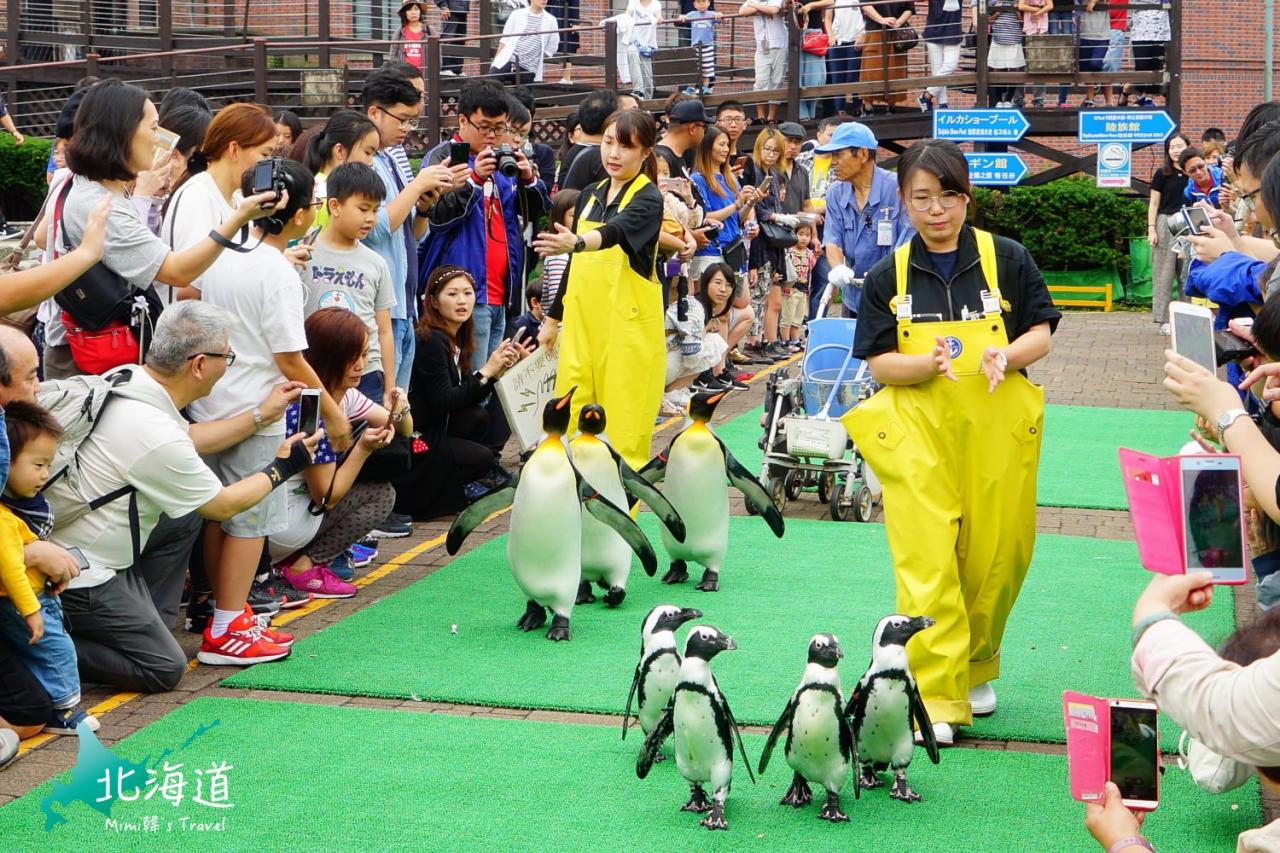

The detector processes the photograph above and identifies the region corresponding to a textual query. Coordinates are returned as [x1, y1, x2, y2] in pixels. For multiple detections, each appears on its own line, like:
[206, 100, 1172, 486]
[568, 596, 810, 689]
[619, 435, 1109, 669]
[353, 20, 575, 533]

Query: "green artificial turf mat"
[0, 697, 1259, 851]
[224, 517, 1232, 749]
[714, 403, 1194, 510]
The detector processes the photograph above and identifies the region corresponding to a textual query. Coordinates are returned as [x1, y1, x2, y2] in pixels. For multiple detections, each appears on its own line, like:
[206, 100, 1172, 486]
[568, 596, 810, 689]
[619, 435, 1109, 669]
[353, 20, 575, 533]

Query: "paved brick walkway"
[5, 309, 1271, 822]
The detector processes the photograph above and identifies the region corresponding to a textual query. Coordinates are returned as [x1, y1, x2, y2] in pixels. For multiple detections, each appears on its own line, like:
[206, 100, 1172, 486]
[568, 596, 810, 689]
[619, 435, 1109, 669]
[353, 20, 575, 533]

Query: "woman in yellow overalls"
[843, 140, 1061, 744]
[534, 110, 667, 469]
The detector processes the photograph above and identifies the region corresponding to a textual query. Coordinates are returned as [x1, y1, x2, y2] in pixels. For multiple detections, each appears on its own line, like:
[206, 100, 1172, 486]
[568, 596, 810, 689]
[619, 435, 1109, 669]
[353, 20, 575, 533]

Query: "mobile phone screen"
[450, 142, 471, 167]
[65, 546, 91, 571]
[299, 390, 320, 437]
[1109, 704, 1159, 806]
[1182, 458, 1247, 582]
[1171, 308, 1215, 374]
[1183, 207, 1211, 234]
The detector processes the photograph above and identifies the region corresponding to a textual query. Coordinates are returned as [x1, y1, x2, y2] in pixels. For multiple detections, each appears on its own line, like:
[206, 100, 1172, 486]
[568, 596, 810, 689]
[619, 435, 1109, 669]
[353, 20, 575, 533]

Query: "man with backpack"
[43, 302, 320, 692]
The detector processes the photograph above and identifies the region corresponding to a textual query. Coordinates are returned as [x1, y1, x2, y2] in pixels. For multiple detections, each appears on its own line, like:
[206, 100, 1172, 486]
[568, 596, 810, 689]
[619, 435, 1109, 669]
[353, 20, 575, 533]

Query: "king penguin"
[639, 391, 784, 592]
[637, 625, 755, 831]
[758, 633, 856, 822]
[846, 615, 940, 802]
[446, 388, 659, 641]
[570, 405, 687, 607]
[622, 604, 703, 753]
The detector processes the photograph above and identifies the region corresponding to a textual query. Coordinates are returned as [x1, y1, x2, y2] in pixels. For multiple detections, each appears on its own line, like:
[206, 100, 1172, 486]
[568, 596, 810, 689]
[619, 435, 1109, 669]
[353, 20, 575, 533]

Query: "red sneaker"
[244, 605, 293, 647]
[197, 610, 291, 666]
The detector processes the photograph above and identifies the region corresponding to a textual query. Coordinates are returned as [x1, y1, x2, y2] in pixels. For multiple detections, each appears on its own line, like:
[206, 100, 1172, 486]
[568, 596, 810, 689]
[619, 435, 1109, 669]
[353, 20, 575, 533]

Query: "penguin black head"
[688, 390, 729, 423]
[683, 625, 736, 661]
[644, 605, 703, 637]
[578, 404, 607, 436]
[874, 615, 935, 648]
[807, 632, 843, 668]
[542, 386, 577, 435]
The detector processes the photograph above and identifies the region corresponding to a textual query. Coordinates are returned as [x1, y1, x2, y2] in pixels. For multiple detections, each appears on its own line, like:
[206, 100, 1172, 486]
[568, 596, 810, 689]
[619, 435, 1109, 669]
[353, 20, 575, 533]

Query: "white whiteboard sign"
[496, 342, 558, 452]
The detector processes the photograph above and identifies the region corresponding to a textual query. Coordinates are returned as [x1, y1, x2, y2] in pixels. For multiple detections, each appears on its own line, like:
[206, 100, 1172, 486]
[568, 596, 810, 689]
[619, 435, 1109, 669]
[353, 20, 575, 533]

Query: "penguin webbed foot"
[575, 581, 597, 605]
[516, 600, 547, 631]
[695, 569, 719, 592]
[661, 561, 689, 585]
[546, 614, 571, 642]
[681, 784, 712, 813]
[700, 801, 728, 830]
[603, 586, 626, 607]
[858, 764, 884, 790]
[818, 792, 849, 822]
[780, 773, 812, 807]
[889, 773, 921, 803]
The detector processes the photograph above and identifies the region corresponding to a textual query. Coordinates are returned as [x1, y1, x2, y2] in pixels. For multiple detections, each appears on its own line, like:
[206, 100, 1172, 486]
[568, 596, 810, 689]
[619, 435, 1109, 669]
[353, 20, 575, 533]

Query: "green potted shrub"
[0, 134, 54, 221]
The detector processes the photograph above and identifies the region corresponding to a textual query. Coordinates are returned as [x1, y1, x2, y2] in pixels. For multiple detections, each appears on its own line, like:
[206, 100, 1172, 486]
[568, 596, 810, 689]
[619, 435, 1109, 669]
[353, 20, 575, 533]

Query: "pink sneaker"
[282, 564, 357, 599]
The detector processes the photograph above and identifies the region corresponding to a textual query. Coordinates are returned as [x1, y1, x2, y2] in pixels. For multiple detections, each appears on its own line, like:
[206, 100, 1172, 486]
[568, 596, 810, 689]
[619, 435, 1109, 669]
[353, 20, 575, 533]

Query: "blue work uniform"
[823, 166, 914, 316]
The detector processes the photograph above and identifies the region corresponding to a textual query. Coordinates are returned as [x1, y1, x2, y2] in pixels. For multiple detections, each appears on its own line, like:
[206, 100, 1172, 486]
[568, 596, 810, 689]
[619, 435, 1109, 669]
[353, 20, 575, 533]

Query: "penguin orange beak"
[707, 391, 728, 407]
[556, 386, 577, 410]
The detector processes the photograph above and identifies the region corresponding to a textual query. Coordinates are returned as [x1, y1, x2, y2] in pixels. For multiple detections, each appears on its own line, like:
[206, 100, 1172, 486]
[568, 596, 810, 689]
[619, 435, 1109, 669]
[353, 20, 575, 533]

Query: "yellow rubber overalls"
[554, 176, 666, 469]
[842, 229, 1045, 726]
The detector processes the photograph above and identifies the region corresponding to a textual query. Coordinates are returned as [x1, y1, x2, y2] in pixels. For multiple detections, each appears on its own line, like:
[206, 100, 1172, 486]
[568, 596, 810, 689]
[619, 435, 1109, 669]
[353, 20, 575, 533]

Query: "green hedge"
[0, 134, 53, 220]
[973, 176, 1147, 272]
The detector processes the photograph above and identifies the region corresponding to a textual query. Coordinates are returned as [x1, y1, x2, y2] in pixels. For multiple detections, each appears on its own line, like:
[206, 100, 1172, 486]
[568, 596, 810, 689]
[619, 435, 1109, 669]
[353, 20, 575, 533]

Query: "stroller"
[755, 318, 882, 521]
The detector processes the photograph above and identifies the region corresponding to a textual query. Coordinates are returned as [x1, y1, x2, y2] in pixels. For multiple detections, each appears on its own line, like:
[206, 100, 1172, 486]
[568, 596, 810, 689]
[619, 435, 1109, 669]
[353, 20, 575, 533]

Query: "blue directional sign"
[934, 109, 1030, 143]
[1078, 110, 1176, 143]
[966, 152, 1028, 186]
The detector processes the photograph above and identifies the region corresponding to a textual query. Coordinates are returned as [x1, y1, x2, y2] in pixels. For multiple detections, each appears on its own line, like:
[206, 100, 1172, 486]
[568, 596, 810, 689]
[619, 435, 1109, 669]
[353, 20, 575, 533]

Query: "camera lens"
[497, 147, 519, 179]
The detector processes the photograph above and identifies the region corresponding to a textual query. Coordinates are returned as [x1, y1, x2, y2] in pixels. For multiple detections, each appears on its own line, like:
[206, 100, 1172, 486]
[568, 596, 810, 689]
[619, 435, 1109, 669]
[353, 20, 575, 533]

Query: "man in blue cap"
[817, 122, 914, 318]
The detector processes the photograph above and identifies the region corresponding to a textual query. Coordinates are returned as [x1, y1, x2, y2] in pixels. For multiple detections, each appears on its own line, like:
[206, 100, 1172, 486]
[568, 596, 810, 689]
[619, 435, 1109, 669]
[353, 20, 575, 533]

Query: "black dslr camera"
[493, 144, 520, 179]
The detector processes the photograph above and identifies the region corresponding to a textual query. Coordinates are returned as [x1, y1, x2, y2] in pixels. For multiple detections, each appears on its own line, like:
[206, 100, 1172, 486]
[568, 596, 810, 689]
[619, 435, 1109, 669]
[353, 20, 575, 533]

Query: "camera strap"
[207, 224, 264, 254]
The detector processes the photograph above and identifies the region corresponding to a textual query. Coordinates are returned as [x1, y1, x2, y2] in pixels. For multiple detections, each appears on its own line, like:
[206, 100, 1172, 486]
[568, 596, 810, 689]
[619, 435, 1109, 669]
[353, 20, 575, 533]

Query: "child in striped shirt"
[681, 0, 722, 95]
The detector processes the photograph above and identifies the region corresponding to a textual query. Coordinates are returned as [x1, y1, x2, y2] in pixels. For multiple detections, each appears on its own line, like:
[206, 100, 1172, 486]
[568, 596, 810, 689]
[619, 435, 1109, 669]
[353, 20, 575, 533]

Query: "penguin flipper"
[757, 697, 797, 776]
[636, 706, 674, 779]
[907, 681, 941, 765]
[575, 468, 659, 576]
[615, 456, 686, 543]
[637, 450, 668, 485]
[722, 695, 757, 785]
[711, 435, 784, 538]
[621, 662, 643, 740]
[445, 485, 517, 554]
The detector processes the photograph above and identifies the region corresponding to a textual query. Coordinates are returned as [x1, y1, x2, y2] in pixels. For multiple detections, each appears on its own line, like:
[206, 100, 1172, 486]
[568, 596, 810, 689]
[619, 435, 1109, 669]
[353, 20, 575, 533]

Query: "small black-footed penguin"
[570, 405, 687, 607]
[639, 391, 784, 592]
[623, 604, 703, 753]
[846, 615, 940, 802]
[445, 388, 659, 641]
[637, 625, 755, 830]
[758, 633, 856, 822]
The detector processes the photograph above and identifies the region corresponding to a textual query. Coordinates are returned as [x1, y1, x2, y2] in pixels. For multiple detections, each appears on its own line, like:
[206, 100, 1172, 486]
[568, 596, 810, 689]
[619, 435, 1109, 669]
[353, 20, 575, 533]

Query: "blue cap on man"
[813, 122, 879, 154]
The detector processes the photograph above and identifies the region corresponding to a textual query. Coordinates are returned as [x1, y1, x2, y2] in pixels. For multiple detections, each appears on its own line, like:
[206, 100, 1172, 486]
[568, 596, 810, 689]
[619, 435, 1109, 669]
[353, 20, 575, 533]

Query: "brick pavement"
[6, 309, 1271, 822]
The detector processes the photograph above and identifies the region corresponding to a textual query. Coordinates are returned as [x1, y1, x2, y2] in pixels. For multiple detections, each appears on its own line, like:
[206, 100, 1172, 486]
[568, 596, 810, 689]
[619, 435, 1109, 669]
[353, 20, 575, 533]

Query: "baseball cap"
[668, 99, 713, 125]
[814, 122, 878, 153]
[778, 122, 807, 140]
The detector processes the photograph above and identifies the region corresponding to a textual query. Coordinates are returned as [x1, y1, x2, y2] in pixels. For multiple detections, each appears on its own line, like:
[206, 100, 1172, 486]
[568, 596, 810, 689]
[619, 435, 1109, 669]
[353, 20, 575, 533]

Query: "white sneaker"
[0, 728, 19, 769]
[915, 721, 955, 746]
[1158, 322, 1171, 336]
[970, 682, 997, 717]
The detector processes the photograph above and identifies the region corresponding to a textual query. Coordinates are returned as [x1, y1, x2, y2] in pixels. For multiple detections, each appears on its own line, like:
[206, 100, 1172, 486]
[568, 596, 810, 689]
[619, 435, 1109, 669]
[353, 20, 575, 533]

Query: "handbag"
[722, 235, 747, 272]
[890, 25, 920, 53]
[51, 180, 137, 332]
[801, 30, 829, 57]
[760, 219, 798, 250]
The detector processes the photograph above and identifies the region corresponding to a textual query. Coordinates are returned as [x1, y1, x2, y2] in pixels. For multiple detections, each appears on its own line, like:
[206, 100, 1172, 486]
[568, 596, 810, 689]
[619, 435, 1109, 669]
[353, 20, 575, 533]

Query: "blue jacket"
[419, 139, 550, 314]
[1186, 251, 1265, 396]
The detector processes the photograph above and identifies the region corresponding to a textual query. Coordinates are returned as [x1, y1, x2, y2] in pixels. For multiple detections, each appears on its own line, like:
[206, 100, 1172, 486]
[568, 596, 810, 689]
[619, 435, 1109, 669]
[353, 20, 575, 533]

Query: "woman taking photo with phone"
[534, 109, 668, 469]
[843, 139, 1060, 746]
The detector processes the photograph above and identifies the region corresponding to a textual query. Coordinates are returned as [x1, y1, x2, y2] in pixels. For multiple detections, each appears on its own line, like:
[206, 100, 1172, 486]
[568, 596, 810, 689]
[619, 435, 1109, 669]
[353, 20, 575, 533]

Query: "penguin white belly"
[639, 654, 680, 734]
[787, 691, 849, 793]
[858, 683, 915, 768]
[508, 446, 581, 616]
[674, 690, 732, 791]
[661, 430, 729, 566]
[572, 439, 633, 587]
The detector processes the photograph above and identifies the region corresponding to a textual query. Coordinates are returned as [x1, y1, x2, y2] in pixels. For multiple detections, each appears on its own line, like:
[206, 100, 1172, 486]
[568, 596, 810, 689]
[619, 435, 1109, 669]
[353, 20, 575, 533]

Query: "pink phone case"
[1063, 691, 1109, 804]
[1118, 449, 1248, 584]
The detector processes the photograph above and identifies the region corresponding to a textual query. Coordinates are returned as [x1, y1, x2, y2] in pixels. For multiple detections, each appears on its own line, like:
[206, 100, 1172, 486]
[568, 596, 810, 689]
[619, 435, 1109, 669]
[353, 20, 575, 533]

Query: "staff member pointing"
[843, 139, 1060, 745]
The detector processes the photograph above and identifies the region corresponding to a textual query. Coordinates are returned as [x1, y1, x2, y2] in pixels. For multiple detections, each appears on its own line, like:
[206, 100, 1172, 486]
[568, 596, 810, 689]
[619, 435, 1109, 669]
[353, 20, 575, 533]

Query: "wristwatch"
[572, 235, 586, 254]
[1216, 407, 1250, 444]
[252, 407, 264, 429]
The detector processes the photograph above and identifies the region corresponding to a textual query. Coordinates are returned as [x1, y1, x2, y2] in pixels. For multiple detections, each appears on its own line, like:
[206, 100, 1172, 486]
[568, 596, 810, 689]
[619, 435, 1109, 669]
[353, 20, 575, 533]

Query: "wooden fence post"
[318, 0, 331, 67]
[604, 20, 618, 91]
[426, 35, 442, 146]
[254, 38, 268, 104]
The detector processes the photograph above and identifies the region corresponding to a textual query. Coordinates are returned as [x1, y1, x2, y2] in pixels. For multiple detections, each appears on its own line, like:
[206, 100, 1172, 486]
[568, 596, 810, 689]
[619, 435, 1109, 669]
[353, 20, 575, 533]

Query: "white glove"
[828, 264, 856, 288]
[771, 213, 800, 227]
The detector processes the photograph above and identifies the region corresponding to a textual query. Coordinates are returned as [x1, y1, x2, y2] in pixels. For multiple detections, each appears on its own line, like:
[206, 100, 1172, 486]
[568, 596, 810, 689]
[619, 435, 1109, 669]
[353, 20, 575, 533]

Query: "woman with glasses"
[843, 139, 1060, 747]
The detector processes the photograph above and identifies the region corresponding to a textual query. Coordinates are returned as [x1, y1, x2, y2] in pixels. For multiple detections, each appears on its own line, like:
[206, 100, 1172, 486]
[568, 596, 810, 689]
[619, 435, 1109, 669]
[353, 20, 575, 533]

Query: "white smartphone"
[298, 389, 321, 437]
[1108, 699, 1160, 812]
[1169, 302, 1216, 374]
[1179, 454, 1248, 584]
[1180, 205, 1212, 235]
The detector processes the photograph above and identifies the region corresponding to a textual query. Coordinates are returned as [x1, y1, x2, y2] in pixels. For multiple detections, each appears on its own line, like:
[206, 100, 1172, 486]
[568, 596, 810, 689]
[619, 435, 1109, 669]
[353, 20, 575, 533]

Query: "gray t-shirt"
[1078, 10, 1111, 40]
[302, 240, 396, 376]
